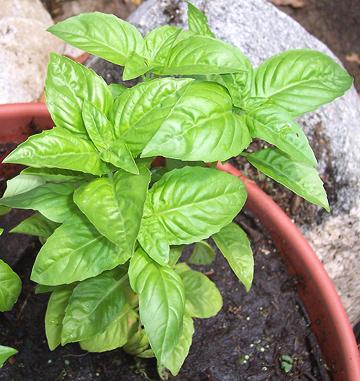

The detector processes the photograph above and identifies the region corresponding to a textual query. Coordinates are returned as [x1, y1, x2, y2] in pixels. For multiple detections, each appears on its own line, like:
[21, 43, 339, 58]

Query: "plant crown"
[0, 2, 352, 376]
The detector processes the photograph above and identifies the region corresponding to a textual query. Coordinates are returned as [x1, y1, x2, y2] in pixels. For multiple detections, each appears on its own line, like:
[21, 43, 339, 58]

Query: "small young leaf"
[0, 182, 78, 223]
[123, 52, 151, 80]
[187, 2, 214, 37]
[246, 148, 329, 211]
[142, 81, 251, 162]
[0, 345, 17, 368]
[61, 271, 128, 344]
[109, 83, 127, 98]
[0, 260, 21, 312]
[188, 241, 216, 266]
[48, 13, 145, 66]
[178, 268, 222, 318]
[80, 305, 131, 352]
[162, 315, 194, 376]
[0, 206, 10, 216]
[253, 49, 353, 117]
[45, 53, 112, 135]
[129, 249, 185, 364]
[45, 286, 73, 350]
[11, 213, 59, 238]
[168, 246, 184, 267]
[3, 128, 109, 176]
[138, 167, 247, 265]
[31, 214, 128, 285]
[74, 166, 150, 249]
[244, 105, 317, 166]
[213, 223, 254, 291]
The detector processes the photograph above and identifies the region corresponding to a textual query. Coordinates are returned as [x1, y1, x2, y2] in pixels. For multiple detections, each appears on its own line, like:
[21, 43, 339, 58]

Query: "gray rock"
[126, 0, 360, 323]
[0, 1, 64, 103]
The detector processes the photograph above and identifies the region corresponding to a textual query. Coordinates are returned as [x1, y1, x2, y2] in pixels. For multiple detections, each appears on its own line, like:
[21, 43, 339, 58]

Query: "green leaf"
[74, 166, 150, 248]
[0, 182, 78, 223]
[100, 141, 139, 175]
[48, 12, 145, 66]
[246, 148, 329, 211]
[129, 249, 185, 364]
[3, 128, 109, 176]
[253, 49, 353, 117]
[81, 100, 115, 151]
[45, 286, 73, 350]
[0, 206, 10, 216]
[80, 305, 131, 352]
[31, 214, 128, 285]
[22, 167, 90, 183]
[178, 268, 222, 318]
[144, 26, 184, 67]
[35, 284, 59, 294]
[0, 260, 21, 312]
[153, 35, 251, 76]
[109, 83, 127, 98]
[187, 2, 214, 37]
[162, 315, 194, 376]
[45, 53, 112, 135]
[244, 105, 317, 166]
[123, 314, 151, 357]
[110, 77, 193, 156]
[0, 345, 17, 368]
[188, 241, 216, 266]
[61, 271, 128, 344]
[11, 213, 59, 238]
[213, 223, 254, 291]
[3, 174, 45, 198]
[142, 81, 251, 162]
[168, 246, 183, 267]
[123, 52, 151, 80]
[138, 167, 247, 264]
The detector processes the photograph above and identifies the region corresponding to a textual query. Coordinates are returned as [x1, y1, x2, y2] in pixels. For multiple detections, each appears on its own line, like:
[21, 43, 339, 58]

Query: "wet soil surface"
[0, 213, 330, 381]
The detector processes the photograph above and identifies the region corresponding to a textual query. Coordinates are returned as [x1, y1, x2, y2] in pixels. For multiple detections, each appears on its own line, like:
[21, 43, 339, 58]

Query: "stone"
[0, 1, 64, 103]
[126, 0, 360, 323]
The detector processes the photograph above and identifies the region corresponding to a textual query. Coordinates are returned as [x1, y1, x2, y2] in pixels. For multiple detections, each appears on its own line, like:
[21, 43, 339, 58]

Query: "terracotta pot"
[0, 102, 359, 380]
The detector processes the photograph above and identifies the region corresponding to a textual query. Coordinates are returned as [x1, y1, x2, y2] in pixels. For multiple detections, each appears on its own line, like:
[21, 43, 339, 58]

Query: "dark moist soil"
[0, 213, 330, 381]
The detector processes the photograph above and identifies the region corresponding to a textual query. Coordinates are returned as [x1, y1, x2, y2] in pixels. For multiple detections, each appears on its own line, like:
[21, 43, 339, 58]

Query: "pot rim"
[0, 102, 359, 380]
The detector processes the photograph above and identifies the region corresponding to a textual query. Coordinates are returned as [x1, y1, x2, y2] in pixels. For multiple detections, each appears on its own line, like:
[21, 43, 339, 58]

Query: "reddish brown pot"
[0, 102, 359, 380]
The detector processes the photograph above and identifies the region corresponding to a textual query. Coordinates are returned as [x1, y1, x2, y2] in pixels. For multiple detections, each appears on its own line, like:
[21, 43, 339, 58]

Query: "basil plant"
[0, 2, 352, 377]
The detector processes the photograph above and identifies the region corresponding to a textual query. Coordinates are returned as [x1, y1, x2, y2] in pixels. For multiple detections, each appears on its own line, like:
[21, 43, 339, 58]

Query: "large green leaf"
[138, 167, 247, 264]
[45, 286, 73, 350]
[187, 2, 214, 37]
[129, 249, 185, 364]
[3, 128, 109, 176]
[11, 213, 59, 238]
[153, 35, 251, 76]
[80, 305, 131, 352]
[244, 105, 317, 166]
[0, 260, 21, 312]
[142, 81, 251, 162]
[162, 315, 194, 376]
[213, 223, 254, 291]
[0, 182, 78, 223]
[246, 148, 329, 211]
[31, 214, 128, 285]
[74, 167, 150, 248]
[110, 77, 193, 156]
[61, 271, 128, 344]
[3, 174, 45, 198]
[45, 53, 112, 135]
[48, 13, 145, 66]
[253, 49, 353, 117]
[178, 268, 222, 318]
[188, 241, 216, 266]
[0, 346, 17, 368]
